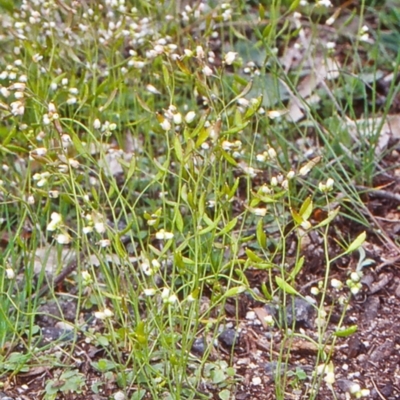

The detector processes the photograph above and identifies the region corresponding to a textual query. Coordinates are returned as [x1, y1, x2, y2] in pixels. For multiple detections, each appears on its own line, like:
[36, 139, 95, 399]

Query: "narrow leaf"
[218, 217, 238, 236]
[275, 276, 299, 295]
[333, 325, 357, 337]
[346, 232, 366, 254]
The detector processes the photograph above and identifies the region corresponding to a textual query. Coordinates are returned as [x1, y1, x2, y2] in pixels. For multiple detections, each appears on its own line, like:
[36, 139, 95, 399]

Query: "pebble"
[191, 337, 206, 355]
[286, 297, 315, 329]
[218, 328, 239, 348]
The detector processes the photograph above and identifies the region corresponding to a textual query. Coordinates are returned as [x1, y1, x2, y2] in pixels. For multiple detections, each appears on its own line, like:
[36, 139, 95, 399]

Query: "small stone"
[348, 335, 364, 358]
[246, 311, 256, 320]
[370, 340, 394, 363]
[363, 296, 380, 320]
[286, 297, 315, 329]
[252, 376, 261, 386]
[191, 337, 206, 355]
[218, 328, 239, 348]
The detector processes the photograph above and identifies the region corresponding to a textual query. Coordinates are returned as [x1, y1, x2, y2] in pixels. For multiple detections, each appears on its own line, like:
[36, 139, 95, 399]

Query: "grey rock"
[218, 328, 239, 348]
[286, 297, 315, 329]
[370, 339, 394, 363]
[363, 296, 380, 320]
[191, 337, 206, 355]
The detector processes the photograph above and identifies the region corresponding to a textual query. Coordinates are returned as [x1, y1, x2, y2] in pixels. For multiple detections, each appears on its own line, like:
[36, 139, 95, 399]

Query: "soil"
[1, 3, 400, 400]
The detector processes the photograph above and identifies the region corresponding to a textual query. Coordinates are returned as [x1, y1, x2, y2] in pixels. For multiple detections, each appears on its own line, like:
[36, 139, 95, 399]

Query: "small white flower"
[95, 308, 113, 320]
[48, 190, 59, 199]
[68, 159, 80, 168]
[350, 285, 361, 295]
[310, 287, 319, 296]
[10, 101, 25, 116]
[326, 42, 336, 49]
[287, 170, 295, 180]
[32, 53, 43, 63]
[160, 119, 171, 131]
[94, 222, 106, 234]
[252, 208, 267, 217]
[167, 294, 178, 304]
[263, 315, 274, 326]
[98, 239, 111, 247]
[6, 268, 15, 279]
[349, 383, 361, 394]
[299, 165, 311, 176]
[67, 97, 77, 105]
[196, 46, 205, 59]
[32, 147, 47, 157]
[143, 288, 156, 296]
[83, 226, 93, 234]
[27, 195, 35, 205]
[222, 140, 232, 151]
[331, 278, 343, 289]
[56, 233, 71, 245]
[237, 98, 249, 107]
[300, 220, 312, 230]
[202, 65, 213, 76]
[173, 112, 182, 125]
[161, 287, 170, 300]
[316, 0, 332, 7]
[350, 271, 361, 282]
[185, 111, 196, 123]
[267, 110, 282, 119]
[155, 229, 174, 240]
[146, 84, 161, 94]
[81, 270, 92, 284]
[256, 153, 266, 162]
[267, 147, 277, 159]
[47, 212, 62, 231]
[270, 176, 278, 186]
[93, 119, 101, 129]
[224, 51, 237, 65]
[326, 178, 334, 190]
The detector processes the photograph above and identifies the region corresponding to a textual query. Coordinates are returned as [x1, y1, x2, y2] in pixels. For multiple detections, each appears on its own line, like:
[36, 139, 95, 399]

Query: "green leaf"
[346, 232, 366, 254]
[198, 215, 221, 235]
[220, 149, 237, 166]
[275, 276, 299, 295]
[173, 135, 183, 163]
[290, 256, 304, 280]
[288, 0, 301, 13]
[218, 217, 238, 236]
[162, 64, 170, 87]
[290, 208, 303, 225]
[212, 369, 226, 384]
[244, 95, 263, 119]
[246, 248, 263, 263]
[333, 325, 358, 337]
[259, 4, 265, 20]
[219, 389, 232, 400]
[131, 390, 146, 400]
[222, 122, 249, 135]
[299, 196, 313, 221]
[174, 207, 184, 233]
[256, 219, 266, 248]
[224, 285, 247, 298]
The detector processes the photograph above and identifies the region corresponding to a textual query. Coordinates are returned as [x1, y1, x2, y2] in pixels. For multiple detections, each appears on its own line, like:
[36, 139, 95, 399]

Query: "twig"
[371, 377, 388, 400]
[31, 252, 84, 301]
[356, 185, 400, 203]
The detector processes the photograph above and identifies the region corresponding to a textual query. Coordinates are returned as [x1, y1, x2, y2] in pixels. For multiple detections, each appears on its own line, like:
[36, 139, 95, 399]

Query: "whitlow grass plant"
[0, 0, 396, 399]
